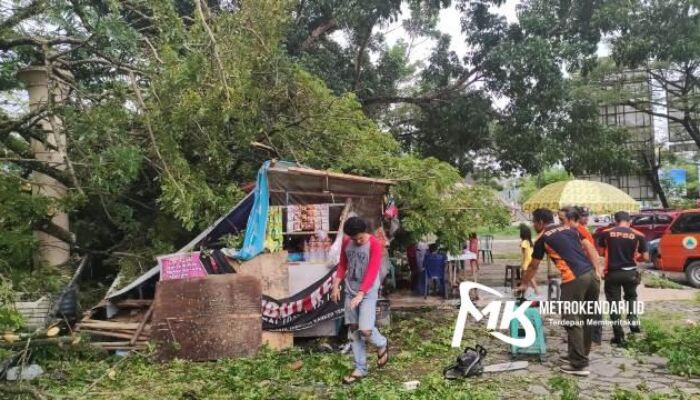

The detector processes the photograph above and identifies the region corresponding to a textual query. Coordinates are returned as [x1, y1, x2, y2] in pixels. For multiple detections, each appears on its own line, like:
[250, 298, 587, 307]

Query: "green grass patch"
[548, 376, 580, 400]
[16, 309, 528, 399]
[476, 225, 521, 238]
[643, 274, 685, 290]
[611, 387, 682, 400]
[627, 319, 700, 377]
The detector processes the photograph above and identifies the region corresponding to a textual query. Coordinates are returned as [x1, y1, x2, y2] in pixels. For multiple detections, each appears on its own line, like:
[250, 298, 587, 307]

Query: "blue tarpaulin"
[230, 160, 271, 260]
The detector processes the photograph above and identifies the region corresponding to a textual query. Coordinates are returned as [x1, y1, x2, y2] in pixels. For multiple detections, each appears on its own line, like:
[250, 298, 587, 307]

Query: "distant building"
[580, 70, 660, 206]
[664, 77, 699, 155]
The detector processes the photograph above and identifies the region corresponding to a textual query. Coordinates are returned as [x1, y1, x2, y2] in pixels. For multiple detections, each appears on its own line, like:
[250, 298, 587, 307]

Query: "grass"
[547, 376, 685, 400]
[476, 226, 521, 238]
[642, 273, 686, 290]
[4, 307, 697, 399]
[548, 376, 580, 400]
[627, 317, 700, 377]
[10, 309, 525, 400]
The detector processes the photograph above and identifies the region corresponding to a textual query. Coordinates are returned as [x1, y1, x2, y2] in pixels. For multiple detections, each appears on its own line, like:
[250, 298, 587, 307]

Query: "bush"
[0, 276, 23, 331]
[643, 274, 685, 290]
[629, 320, 700, 377]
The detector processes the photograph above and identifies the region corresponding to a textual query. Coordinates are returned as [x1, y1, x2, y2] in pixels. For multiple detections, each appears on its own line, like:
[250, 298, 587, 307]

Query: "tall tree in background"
[289, 0, 632, 175]
[0, 0, 508, 294]
[597, 0, 700, 148]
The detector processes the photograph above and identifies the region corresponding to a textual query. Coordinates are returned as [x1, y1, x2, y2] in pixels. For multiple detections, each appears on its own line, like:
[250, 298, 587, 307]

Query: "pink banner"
[158, 251, 207, 281]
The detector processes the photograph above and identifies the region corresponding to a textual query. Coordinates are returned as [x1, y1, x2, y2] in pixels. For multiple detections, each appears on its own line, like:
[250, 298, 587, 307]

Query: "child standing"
[468, 233, 480, 274]
[519, 224, 539, 296]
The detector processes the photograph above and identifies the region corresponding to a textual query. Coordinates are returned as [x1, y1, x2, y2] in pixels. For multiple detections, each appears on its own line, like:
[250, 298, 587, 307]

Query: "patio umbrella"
[522, 179, 640, 214]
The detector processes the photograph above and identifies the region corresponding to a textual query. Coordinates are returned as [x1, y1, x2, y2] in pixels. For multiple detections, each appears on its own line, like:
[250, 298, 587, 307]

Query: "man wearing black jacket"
[597, 211, 649, 346]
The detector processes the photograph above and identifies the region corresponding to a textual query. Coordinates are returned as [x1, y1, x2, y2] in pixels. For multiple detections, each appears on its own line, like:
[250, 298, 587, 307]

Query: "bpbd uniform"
[597, 226, 647, 338]
[532, 224, 599, 369]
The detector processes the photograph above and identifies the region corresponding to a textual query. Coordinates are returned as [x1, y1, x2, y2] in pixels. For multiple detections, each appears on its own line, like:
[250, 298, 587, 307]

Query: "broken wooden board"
[483, 361, 529, 373]
[234, 251, 289, 298]
[262, 331, 294, 350]
[236, 252, 293, 350]
[152, 274, 262, 361]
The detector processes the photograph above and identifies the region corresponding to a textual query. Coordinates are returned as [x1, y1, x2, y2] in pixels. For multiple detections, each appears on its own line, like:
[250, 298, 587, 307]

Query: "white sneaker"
[559, 364, 590, 376]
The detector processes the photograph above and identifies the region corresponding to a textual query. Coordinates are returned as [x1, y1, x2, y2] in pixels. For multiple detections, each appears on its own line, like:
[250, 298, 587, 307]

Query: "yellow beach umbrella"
[522, 180, 640, 214]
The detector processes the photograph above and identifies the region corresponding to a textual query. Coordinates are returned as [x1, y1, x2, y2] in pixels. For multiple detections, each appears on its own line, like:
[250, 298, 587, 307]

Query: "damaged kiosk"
[78, 161, 394, 360]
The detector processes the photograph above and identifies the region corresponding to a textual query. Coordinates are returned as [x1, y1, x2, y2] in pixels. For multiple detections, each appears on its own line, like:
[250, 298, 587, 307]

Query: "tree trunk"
[17, 66, 71, 268]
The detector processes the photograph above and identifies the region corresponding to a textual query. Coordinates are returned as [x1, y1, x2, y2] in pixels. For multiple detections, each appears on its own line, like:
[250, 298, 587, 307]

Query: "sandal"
[377, 342, 389, 368]
[342, 372, 365, 385]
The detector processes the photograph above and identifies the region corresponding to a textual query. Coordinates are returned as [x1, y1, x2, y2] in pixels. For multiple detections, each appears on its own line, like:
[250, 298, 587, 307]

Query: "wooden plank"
[81, 330, 149, 341]
[269, 166, 395, 185]
[269, 189, 382, 200]
[235, 251, 289, 299]
[262, 331, 293, 350]
[151, 274, 262, 361]
[116, 299, 153, 308]
[78, 321, 142, 330]
[131, 303, 154, 345]
[234, 252, 292, 350]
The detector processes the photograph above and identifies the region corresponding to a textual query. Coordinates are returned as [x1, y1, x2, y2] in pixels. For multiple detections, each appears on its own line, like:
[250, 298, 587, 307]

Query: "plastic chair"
[479, 235, 494, 264]
[423, 253, 447, 299]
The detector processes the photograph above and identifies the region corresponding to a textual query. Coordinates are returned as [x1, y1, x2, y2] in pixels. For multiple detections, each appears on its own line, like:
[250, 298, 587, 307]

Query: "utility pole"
[17, 66, 71, 268]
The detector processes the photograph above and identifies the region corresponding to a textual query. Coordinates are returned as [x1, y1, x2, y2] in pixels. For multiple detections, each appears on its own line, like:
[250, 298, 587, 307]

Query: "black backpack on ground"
[443, 345, 487, 379]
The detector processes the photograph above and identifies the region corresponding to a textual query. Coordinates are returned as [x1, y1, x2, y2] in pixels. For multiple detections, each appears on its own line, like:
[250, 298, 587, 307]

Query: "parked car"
[655, 209, 700, 288]
[593, 210, 680, 243]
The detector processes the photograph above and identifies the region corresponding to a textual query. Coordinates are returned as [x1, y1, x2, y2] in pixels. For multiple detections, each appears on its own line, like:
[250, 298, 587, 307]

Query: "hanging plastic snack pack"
[326, 230, 343, 267]
[383, 195, 398, 220]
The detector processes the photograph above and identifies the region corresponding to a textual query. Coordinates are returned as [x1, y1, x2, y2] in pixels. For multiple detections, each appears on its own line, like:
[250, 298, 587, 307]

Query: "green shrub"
[629, 320, 700, 377]
[0, 276, 23, 331]
[548, 376, 579, 400]
[643, 274, 685, 290]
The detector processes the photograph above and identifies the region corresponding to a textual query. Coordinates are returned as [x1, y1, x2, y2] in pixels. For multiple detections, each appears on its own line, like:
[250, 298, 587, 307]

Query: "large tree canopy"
[0, 0, 508, 296]
[285, 0, 632, 175]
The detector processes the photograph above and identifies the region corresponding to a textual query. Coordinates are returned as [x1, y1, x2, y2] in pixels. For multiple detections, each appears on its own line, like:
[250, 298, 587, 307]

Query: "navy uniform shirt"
[533, 224, 594, 283]
[597, 226, 647, 273]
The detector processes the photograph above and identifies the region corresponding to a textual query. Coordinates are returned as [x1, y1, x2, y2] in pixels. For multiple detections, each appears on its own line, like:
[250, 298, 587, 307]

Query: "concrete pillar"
[17, 66, 70, 268]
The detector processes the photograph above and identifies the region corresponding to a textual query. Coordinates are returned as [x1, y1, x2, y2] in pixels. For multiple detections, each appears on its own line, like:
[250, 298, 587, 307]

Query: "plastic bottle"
[314, 238, 321, 263]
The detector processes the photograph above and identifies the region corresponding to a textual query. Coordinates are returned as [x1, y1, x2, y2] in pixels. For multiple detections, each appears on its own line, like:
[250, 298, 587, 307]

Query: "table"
[445, 254, 472, 299]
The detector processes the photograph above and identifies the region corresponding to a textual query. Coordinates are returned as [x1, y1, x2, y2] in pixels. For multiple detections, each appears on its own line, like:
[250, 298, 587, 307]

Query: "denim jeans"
[345, 287, 387, 375]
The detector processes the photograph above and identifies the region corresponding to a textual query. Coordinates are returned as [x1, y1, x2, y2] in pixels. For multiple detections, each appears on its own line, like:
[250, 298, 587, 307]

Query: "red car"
[593, 210, 680, 243]
[655, 209, 700, 287]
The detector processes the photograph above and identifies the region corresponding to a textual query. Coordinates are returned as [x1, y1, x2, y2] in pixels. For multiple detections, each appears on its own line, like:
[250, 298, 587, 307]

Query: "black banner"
[262, 266, 345, 332]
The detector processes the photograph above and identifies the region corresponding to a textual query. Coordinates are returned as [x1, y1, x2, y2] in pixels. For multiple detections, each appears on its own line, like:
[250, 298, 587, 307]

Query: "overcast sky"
[383, 0, 518, 63]
[383, 0, 609, 64]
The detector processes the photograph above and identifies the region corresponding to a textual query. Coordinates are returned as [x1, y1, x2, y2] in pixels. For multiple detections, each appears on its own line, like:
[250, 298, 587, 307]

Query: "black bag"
[443, 345, 487, 379]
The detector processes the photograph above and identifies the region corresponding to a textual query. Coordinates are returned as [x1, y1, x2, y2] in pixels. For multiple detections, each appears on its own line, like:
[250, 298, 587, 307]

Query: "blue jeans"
[345, 288, 387, 375]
